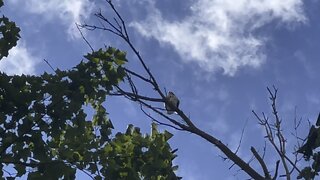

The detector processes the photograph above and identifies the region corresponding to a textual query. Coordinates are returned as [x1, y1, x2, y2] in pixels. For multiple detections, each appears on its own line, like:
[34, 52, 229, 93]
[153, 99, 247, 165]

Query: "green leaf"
[15, 164, 26, 177]
[164, 131, 173, 141]
[0, 5, 179, 178]
[28, 172, 43, 180]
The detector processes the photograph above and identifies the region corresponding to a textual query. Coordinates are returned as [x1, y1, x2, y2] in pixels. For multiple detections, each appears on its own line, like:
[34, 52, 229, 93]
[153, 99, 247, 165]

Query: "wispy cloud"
[9, 0, 95, 39]
[130, 0, 306, 76]
[0, 42, 40, 75]
[306, 93, 320, 106]
[294, 50, 317, 78]
[208, 118, 229, 135]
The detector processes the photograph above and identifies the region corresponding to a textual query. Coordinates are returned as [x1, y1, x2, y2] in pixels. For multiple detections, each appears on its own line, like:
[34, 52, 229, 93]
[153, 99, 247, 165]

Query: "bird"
[165, 91, 180, 115]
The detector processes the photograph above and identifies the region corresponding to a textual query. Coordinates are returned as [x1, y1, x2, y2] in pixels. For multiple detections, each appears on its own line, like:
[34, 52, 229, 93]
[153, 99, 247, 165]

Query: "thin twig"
[76, 23, 94, 52]
[229, 119, 248, 170]
[80, 1, 268, 179]
[43, 59, 55, 72]
[140, 105, 184, 131]
[272, 160, 280, 180]
[110, 88, 164, 102]
[251, 147, 271, 179]
[124, 68, 153, 84]
[235, 119, 248, 155]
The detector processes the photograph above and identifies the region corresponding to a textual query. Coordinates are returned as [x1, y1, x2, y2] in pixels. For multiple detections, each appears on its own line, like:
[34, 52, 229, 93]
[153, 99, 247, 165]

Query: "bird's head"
[168, 91, 175, 98]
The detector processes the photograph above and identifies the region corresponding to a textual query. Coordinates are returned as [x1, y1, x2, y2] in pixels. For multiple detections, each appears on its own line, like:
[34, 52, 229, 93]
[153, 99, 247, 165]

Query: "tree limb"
[251, 146, 271, 179]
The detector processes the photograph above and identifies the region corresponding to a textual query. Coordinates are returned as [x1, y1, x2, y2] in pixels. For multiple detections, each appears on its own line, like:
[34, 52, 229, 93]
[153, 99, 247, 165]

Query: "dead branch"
[253, 87, 302, 180]
[251, 146, 271, 179]
[272, 160, 280, 180]
[75, 23, 94, 52]
[78, 1, 270, 179]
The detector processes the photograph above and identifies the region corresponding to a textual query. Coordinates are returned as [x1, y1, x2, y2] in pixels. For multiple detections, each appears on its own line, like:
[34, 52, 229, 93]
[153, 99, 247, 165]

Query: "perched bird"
[165, 91, 180, 115]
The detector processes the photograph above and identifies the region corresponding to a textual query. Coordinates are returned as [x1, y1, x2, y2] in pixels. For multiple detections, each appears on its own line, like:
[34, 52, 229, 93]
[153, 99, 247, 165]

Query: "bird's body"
[165, 91, 179, 114]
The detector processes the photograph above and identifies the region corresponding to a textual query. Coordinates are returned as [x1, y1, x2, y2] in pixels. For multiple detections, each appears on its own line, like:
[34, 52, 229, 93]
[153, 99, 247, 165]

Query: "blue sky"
[1, 0, 320, 179]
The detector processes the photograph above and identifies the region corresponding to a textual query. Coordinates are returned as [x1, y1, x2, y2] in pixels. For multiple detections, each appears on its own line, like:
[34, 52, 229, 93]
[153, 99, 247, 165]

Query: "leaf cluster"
[0, 1, 20, 59]
[99, 123, 180, 180]
[0, 46, 179, 179]
[297, 113, 320, 179]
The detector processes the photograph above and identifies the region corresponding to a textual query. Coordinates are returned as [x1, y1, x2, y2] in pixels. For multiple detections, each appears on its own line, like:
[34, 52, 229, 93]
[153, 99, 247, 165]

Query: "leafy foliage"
[100, 123, 180, 180]
[0, 47, 179, 179]
[297, 113, 320, 179]
[0, 1, 20, 59]
[0, 3, 179, 178]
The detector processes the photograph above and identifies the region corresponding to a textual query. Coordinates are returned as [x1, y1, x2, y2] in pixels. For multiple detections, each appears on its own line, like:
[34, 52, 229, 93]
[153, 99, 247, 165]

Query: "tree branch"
[251, 146, 271, 179]
[80, 1, 269, 179]
[272, 160, 280, 180]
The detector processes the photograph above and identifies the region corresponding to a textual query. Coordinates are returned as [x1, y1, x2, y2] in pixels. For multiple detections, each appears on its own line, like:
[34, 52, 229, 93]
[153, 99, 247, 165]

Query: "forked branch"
[79, 1, 270, 179]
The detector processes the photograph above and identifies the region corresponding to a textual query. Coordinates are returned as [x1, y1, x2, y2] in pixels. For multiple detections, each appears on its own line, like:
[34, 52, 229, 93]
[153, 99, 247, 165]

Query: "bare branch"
[125, 73, 138, 97]
[80, 24, 123, 37]
[111, 87, 163, 102]
[253, 87, 303, 179]
[114, 85, 188, 129]
[124, 68, 153, 84]
[76, 23, 94, 52]
[262, 141, 267, 159]
[268, 87, 290, 179]
[187, 126, 265, 180]
[272, 160, 280, 180]
[235, 119, 248, 155]
[43, 59, 55, 73]
[140, 105, 184, 131]
[251, 146, 271, 179]
[229, 119, 248, 170]
[81, 1, 268, 179]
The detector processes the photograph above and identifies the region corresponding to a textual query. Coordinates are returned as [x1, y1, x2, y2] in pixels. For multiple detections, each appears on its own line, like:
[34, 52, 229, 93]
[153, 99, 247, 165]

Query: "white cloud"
[9, 0, 95, 39]
[130, 0, 306, 76]
[0, 42, 40, 75]
[294, 50, 317, 78]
